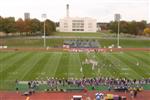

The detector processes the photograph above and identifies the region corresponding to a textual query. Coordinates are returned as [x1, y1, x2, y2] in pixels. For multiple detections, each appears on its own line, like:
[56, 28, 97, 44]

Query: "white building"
[59, 4, 97, 32]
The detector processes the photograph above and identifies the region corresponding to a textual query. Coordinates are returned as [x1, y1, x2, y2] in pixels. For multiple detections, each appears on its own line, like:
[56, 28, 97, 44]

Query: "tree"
[128, 21, 138, 35]
[120, 21, 128, 33]
[24, 19, 32, 34]
[44, 19, 56, 35]
[126, 21, 146, 35]
[144, 28, 150, 35]
[0, 15, 56, 36]
[16, 18, 26, 33]
[30, 18, 41, 33]
[2, 17, 16, 33]
[108, 21, 118, 33]
[108, 21, 129, 34]
[136, 21, 147, 35]
[108, 20, 147, 35]
[16, 18, 42, 35]
[0, 16, 3, 32]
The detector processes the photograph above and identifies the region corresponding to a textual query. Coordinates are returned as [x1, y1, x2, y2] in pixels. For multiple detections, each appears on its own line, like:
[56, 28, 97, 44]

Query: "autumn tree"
[24, 19, 32, 34]
[44, 19, 56, 35]
[2, 17, 16, 33]
[0, 16, 3, 32]
[16, 18, 26, 33]
[144, 28, 150, 36]
[108, 20, 146, 35]
[128, 21, 138, 35]
[30, 19, 41, 33]
[0, 16, 56, 36]
[108, 21, 118, 33]
[120, 21, 128, 33]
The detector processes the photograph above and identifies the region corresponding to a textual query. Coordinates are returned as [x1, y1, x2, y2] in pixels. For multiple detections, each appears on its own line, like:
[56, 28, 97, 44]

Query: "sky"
[0, 0, 149, 22]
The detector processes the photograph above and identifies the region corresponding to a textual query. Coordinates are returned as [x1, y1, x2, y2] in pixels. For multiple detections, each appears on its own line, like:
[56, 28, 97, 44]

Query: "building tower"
[24, 12, 30, 20]
[59, 4, 97, 32]
[66, 4, 69, 17]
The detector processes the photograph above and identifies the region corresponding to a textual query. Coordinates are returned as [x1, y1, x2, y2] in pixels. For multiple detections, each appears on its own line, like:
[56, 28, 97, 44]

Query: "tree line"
[108, 20, 150, 36]
[0, 16, 150, 36]
[0, 16, 56, 36]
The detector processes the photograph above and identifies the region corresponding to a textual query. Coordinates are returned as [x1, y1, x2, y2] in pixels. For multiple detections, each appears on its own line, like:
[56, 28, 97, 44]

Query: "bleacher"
[63, 39, 100, 48]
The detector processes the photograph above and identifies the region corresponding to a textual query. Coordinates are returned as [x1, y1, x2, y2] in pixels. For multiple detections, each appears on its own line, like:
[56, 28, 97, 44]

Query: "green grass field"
[51, 32, 104, 37]
[0, 32, 150, 90]
[1, 32, 150, 48]
[0, 51, 150, 90]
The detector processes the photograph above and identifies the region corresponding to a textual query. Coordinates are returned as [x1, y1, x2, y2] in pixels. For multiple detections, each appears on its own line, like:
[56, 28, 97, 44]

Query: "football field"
[0, 51, 150, 90]
[1, 32, 150, 90]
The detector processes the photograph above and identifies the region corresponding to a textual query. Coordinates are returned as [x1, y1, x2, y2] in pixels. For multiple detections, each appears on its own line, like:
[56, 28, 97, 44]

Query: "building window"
[64, 23, 67, 25]
[72, 23, 84, 29]
[72, 29, 84, 31]
[64, 26, 68, 28]
[72, 20, 84, 23]
[72, 29, 76, 31]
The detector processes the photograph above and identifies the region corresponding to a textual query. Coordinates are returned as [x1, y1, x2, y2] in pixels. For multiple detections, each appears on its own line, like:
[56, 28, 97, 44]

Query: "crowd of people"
[15, 77, 150, 99]
[16, 77, 150, 93]
[27, 81, 39, 89]
[44, 77, 150, 91]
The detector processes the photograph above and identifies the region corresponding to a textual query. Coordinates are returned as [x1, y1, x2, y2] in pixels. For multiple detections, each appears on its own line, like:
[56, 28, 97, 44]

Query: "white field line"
[6, 53, 32, 80]
[95, 53, 113, 76]
[110, 53, 143, 79]
[36, 53, 62, 79]
[53, 52, 63, 78]
[0, 53, 27, 73]
[124, 53, 150, 75]
[19, 53, 43, 80]
[76, 53, 84, 77]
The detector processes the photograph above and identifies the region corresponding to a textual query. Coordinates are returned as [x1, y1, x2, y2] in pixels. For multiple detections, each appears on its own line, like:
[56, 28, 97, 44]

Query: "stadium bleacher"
[63, 39, 100, 48]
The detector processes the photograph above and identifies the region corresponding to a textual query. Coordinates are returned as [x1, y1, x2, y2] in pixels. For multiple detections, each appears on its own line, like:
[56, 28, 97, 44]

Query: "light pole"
[117, 19, 120, 48]
[115, 14, 121, 48]
[42, 14, 47, 47]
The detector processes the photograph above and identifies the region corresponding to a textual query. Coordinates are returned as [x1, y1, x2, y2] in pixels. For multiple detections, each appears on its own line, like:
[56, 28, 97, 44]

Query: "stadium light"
[42, 14, 47, 47]
[115, 14, 121, 48]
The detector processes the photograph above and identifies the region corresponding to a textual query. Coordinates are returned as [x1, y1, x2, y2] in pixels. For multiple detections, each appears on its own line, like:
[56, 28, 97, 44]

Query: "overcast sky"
[0, 0, 149, 22]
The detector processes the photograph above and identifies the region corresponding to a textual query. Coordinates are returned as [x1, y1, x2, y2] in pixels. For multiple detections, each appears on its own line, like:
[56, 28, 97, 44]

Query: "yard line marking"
[78, 53, 87, 77]
[112, 53, 143, 79]
[20, 53, 42, 80]
[43, 52, 61, 77]
[26, 96, 30, 100]
[54, 52, 63, 77]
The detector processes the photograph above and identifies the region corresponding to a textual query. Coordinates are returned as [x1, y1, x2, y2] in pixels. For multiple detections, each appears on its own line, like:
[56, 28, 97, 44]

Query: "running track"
[0, 90, 150, 100]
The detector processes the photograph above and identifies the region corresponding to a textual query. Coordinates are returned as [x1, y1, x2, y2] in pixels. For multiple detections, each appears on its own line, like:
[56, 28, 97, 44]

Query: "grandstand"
[63, 39, 100, 48]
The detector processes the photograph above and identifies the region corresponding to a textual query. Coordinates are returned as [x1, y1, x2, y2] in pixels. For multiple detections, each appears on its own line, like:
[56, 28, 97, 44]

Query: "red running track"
[0, 90, 150, 100]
